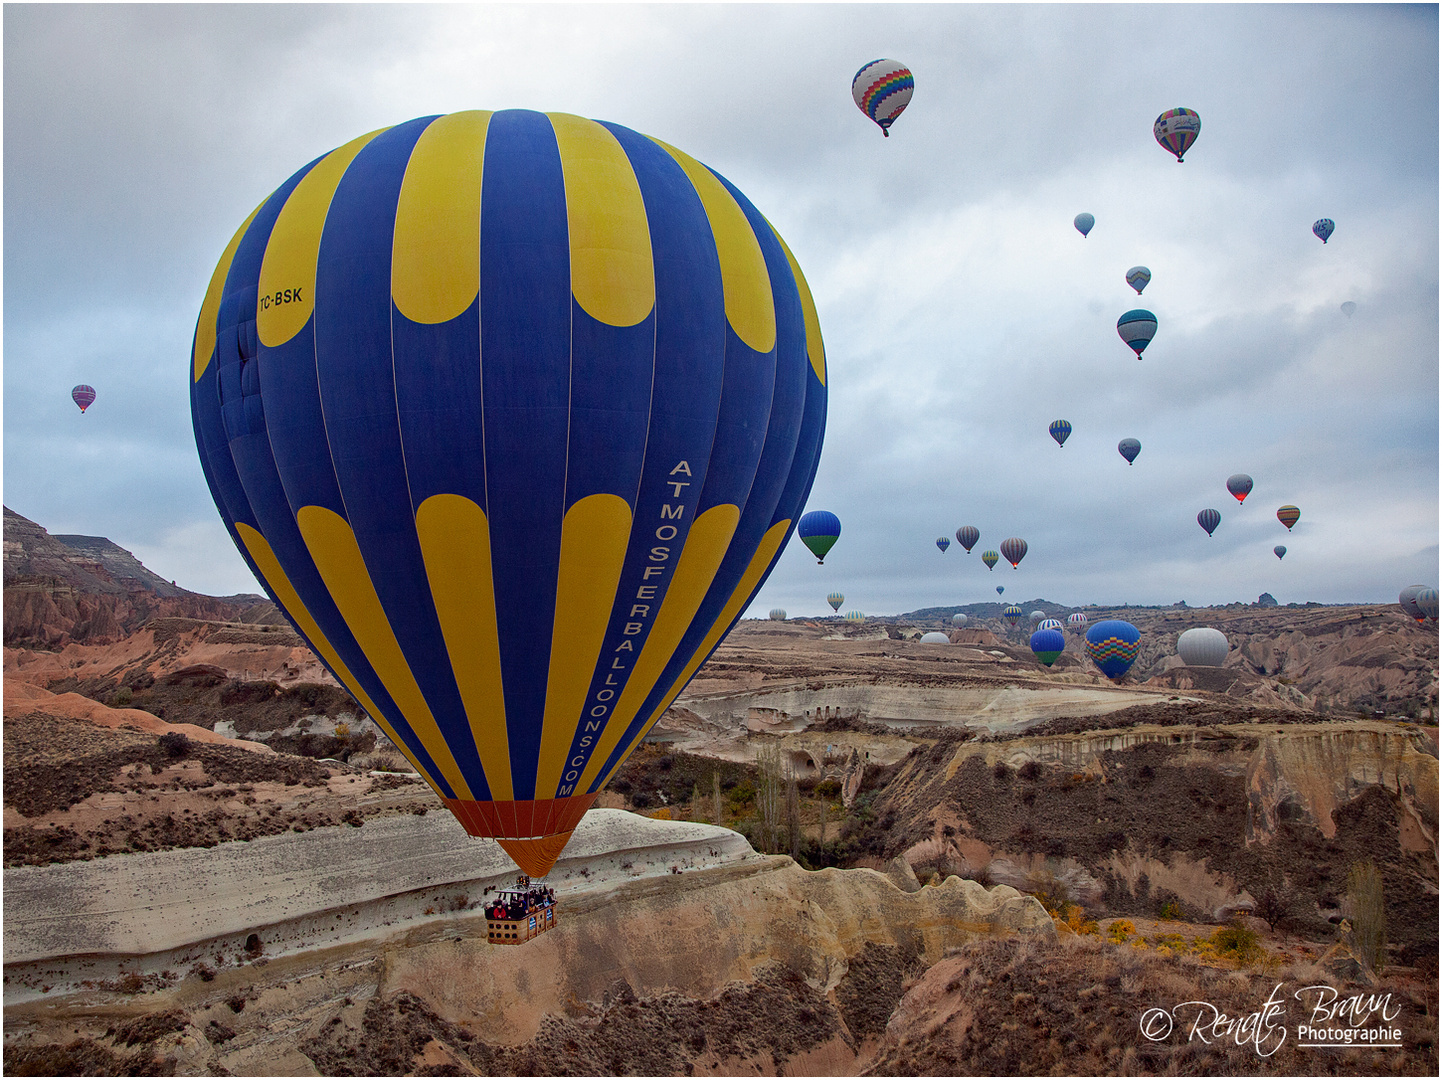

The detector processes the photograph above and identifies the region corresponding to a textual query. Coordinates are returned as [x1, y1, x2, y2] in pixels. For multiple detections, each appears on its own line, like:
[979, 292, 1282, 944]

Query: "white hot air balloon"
[1177, 627, 1229, 667]
[919, 631, 951, 644]
[951, 613, 968, 628]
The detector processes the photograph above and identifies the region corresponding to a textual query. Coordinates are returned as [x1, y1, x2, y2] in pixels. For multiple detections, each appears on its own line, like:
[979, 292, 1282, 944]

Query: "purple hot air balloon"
[72, 384, 96, 413]
[956, 525, 980, 553]
[1000, 537, 1028, 568]
[1198, 509, 1221, 536]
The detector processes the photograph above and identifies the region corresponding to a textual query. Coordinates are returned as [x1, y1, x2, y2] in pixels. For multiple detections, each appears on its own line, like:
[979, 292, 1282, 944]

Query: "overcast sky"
[4, 3, 1437, 618]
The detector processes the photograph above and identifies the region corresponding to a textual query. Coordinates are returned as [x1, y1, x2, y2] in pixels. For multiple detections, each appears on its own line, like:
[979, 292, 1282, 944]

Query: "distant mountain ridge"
[3, 506, 277, 648]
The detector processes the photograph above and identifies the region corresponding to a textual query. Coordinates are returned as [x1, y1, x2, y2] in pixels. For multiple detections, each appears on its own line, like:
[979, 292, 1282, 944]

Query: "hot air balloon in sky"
[982, 550, 999, 570]
[1417, 588, 1439, 622]
[798, 510, 840, 564]
[936, 537, 950, 552]
[1030, 628, 1066, 667]
[1000, 537, 1027, 568]
[1226, 474, 1254, 504]
[1198, 509, 1221, 536]
[1085, 619, 1141, 680]
[1154, 107, 1200, 162]
[71, 384, 96, 413]
[996, 585, 1005, 595]
[956, 525, 979, 553]
[1074, 213, 1094, 237]
[827, 592, 844, 612]
[852, 59, 913, 137]
[1117, 309, 1157, 358]
[1341, 301, 1356, 318]
[1125, 266, 1151, 295]
[190, 109, 828, 879]
[1003, 604, 1023, 628]
[1399, 586, 1427, 622]
[769, 609, 787, 621]
[1049, 420, 1072, 447]
[1313, 218, 1335, 243]
[1274, 545, 1287, 560]
[1177, 627, 1228, 667]
[1067, 612, 1088, 633]
[1039, 618, 1062, 632]
[1277, 506, 1300, 531]
[1118, 438, 1141, 465]
[952, 613, 968, 628]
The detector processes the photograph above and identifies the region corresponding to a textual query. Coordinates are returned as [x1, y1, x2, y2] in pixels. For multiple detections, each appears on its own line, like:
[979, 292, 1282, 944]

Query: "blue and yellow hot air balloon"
[981, 549, 999, 570]
[798, 510, 840, 564]
[190, 110, 827, 878]
[1049, 420, 1072, 448]
[936, 536, 950, 552]
[1030, 628, 1065, 667]
[1085, 620, 1141, 680]
[1003, 604, 1023, 628]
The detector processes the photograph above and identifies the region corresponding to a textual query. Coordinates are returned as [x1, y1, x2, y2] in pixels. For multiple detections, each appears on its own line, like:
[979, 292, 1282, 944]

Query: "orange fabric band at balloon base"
[441, 792, 599, 877]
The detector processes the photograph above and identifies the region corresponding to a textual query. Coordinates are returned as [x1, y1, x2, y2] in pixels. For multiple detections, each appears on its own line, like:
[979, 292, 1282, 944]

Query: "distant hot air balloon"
[1313, 218, 1335, 243]
[1198, 509, 1221, 536]
[1417, 588, 1439, 622]
[1177, 627, 1228, 667]
[1003, 604, 1023, 628]
[1049, 420, 1072, 448]
[1085, 620, 1142, 680]
[1118, 438, 1141, 465]
[952, 613, 968, 628]
[1154, 108, 1200, 162]
[1274, 545, 1286, 560]
[956, 526, 980, 553]
[799, 510, 841, 564]
[996, 586, 1005, 595]
[1276, 506, 1300, 531]
[1067, 612, 1088, 633]
[1341, 301, 1356, 318]
[1030, 610, 1045, 624]
[1125, 266, 1151, 295]
[1030, 628, 1066, 667]
[852, 59, 914, 137]
[1074, 213, 1095, 238]
[1399, 586, 1427, 622]
[982, 550, 999, 571]
[1117, 309, 1157, 359]
[1039, 618, 1063, 632]
[189, 109, 828, 880]
[919, 631, 950, 645]
[827, 592, 845, 612]
[845, 610, 865, 623]
[1000, 537, 1027, 568]
[769, 609, 787, 621]
[71, 384, 96, 413]
[936, 537, 951, 552]
[1226, 474, 1253, 504]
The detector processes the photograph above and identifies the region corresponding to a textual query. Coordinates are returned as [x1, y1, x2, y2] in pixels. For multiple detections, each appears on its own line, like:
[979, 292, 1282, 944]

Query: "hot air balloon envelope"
[71, 384, 96, 413]
[1074, 213, 1094, 237]
[1198, 509, 1221, 536]
[1274, 546, 1286, 560]
[845, 610, 865, 623]
[1341, 301, 1356, 318]
[1030, 610, 1045, 624]
[1276, 506, 1300, 531]
[1125, 266, 1151, 295]
[189, 109, 828, 879]
[951, 613, 968, 628]
[956, 525, 979, 553]
[1313, 218, 1335, 243]
[1085, 620, 1141, 680]
[1154, 108, 1201, 162]
[1000, 537, 1027, 568]
[1049, 420, 1072, 447]
[936, 537, 950, 552]
[1177, 627, 1228, 667]
[1003, 604, 1023, 627]
[1226, 474, 1253, 504]
[798, 510, 841, 564]
[1067, 612, 1088, 633]
[919, 631, 950, 645]
[981, 550, 999, 570]
[996, 586, 1004, 595]
[1039, 618, 1062, 632]
[852, 59, 914, 137]
[769, 609, 787, 621]
[1117, 309, 1157, 358]
[1417, 588, 1439, 622]
[1118, 438, 1141, 465]
[827, 592, 844, 612]
[1030, 628, 1066, 666]
[1399, 586, 1427, 621]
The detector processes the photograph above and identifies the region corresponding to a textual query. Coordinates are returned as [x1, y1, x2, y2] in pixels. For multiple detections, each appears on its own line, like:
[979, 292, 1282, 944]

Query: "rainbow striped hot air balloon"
[1000, 537, 1027, 568]
[1277, 506, 1300, 531]
[851, 59, 914, 137]
[1154, 107, 1201, 162]
[189, 109, 827, 879]
[1030, 628, 1066, 667]
[956, 525, 979, 553]
[72, 384, 96, 413]
[1085, 620, 1141, 681]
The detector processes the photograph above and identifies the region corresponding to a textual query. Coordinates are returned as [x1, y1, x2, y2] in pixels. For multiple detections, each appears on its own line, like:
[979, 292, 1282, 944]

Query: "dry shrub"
[1100, 845, 1246, 919]
[1344, 859, 1388, 973]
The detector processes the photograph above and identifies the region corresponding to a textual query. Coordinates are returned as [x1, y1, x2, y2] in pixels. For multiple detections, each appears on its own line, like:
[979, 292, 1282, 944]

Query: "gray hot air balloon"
[1399, 586, 1427, 621]
[951, 613, 968, 628]
[1341, 301, 1356, 318]
[1177, 627, 1228, 667]
[1274, 545, 1286, 560]
[1118, 437, 1141, 465]
[919, 631, 951, 644]
[1030, 610, 1046, 624]
[1198, 509, 1221, 536]
[769, 608, 787, 621]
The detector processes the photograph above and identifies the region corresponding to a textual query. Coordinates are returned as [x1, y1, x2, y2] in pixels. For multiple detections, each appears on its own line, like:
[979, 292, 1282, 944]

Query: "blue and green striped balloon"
[190, 110, 827, 877]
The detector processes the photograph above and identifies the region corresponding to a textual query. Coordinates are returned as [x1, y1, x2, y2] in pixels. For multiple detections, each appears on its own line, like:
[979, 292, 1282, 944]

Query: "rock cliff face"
[3, 507, 276, 648]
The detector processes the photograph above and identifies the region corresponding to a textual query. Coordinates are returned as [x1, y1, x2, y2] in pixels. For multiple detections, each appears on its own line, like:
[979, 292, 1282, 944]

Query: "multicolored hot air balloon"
[1198, 509, 1221, 536]
[1117, 309, 1157, 358]
[1039, 618, 1062, 632]
[1226, 474, 1253, 504]
[1341, 301, 1356, 318]
[982, 550, 999, 571]
[1003, 604, 1022, 628]
[1049, 420, 1072, 448]
[1085, 619, 1141, 680]
[827, 592, 845, 612]
[1118, 437, 1141, 465]
[1277, 506, 1300, 531]
[852, 59, 914, 137]
[1399, 586, 1427, 622]
[1177, 627, 1228, 667]
[71, 384, 96, 413]
[1030, 628, 1066, 667]
[1313, 218, 1335, 243]
[936, 537, 950, 552]
[1126, 266, 1151, 295]
[956, 525, 979, 553]
[1274, 545, 1286, 560]
[1067, 612, 1088, 633]
[1153, 108, 1200, 162]
[1074, 213, 1094, 238]
[952, 613, 968, 628]
[798, 510, 841, 564]
[1417, 588, 1439, 622]
[189, 109, 828, 880]
[768, 609, 787, 621]
[1000, 537, 1027, 568]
